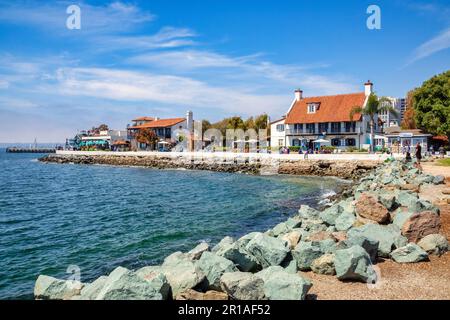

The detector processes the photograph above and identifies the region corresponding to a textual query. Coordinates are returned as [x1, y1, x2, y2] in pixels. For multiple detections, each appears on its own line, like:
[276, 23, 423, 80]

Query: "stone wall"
[39, 154, 380, 179]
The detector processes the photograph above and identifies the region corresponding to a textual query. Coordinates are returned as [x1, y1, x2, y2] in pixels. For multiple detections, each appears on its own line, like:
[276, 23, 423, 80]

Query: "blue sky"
[0, 0, 449, 142]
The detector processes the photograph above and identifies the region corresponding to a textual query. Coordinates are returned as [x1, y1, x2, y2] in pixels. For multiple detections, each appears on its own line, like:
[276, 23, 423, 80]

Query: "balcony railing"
[286, 129, 359, 135]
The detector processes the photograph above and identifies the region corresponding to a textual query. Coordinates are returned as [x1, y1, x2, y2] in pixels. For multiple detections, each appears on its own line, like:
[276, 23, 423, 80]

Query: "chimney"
[364, 80, 373, 96]
[186, 110, 194, 133]
[294, 89, 303, 101]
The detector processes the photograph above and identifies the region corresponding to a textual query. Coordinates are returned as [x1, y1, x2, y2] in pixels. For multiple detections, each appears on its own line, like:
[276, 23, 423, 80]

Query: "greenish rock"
[415, 174, 434, 185]
[433, 175, 445, 185]
[319, 204, 343, 226]
[417, 200, 440, 214]
[34, 275, 84, 300]
[255, 266, 312, 300]
[417, 234, 449, 256]
[297, 205, 320, 219]
[237, 232, 261, 248]
[335, 211, 356, 231]
[197, 252, 237, 290]
[394, 234, 408, 249]
[245, 233, 290, 268]
[395, 191, 419, 211]
[334, 245, 376, 282]
[392, 210, 413, 229]
[271, 222, 289, 237]
[285, 217, 302, 230]
[319, 238, 337, 254]
[378, 193, 396, 210]
[79, 276, 108, 300]
[301, 218, 327, 232]
[159, 257, 207, 297]
[292, 241, 323, 271]
[347, 224, 401, 257]
[97, 267, 170, 300]
[347, 234, 379, 262]
[311, 253, 335, 275]
[281, 258, 298, 274]
[220, 272, 265, 300]
[212, 236, 235, 253]
[187, 242, 209, 260]
[216, 242, 259, 272]
[390, 243, 428, 263]
[326, 226, 337, 233]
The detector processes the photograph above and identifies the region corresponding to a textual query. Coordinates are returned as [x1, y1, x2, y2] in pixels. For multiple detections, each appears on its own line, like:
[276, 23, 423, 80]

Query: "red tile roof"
[285, 92, 366, 124]
[129, 118, 185, 129]
[132, 116, 155, 121]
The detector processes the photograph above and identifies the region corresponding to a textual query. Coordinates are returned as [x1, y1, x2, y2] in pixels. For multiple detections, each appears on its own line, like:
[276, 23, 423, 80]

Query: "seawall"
[39, 151, 387, 179]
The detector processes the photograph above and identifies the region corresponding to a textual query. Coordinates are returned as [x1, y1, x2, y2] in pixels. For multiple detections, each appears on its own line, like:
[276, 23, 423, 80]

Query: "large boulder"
[220, 272, 265, 300]
[433, 175, 445, 185]
[34, 275, 84, 300]
[334, 245, 376, 282]
[280, 229, 302, 249]
[395, 191, 420, 211]
[212, 236, 235, 253]
[138, 257, 206, 298]
[96, 266, 170, 300]
[292, 241, 323, 271]
[255, 266, 312, 300]
[355, 193, 390, 224]
[417, 234, 449, 256]
[297, 205, 320, 219]
[401, 211, 441, 243]
[392, 209, 413, 229]
[216, 242, 259, 272]
[335, 211, 356, 231]
[311, 253, 335, 275]
[319, 204, 343, 226]
[390, 243, 428, 263]
[79, 276, 108, 300]
[197, 252, 237, 290]
[187, 242, 209, 260]
[346, 234, 379, 262]
[347, 224, 402, 257]
[244, 233, 289, 268]
[318, 238, 338, 254]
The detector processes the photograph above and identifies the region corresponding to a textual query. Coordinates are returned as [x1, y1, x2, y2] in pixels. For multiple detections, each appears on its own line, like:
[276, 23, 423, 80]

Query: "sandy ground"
[302, 160, 450, 300]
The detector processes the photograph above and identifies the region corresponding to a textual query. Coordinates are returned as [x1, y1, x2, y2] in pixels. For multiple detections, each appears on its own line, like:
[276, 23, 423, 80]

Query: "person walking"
[415, 142, 423, 170]
[439, 146, 445, 158]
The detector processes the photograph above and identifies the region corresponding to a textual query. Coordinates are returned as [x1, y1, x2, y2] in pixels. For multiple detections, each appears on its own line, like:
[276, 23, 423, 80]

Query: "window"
[331, 138, 341, 146]
[345, 122, 356, 133]
[318, 123, 328, 133]
[306, 123, 315, 133]
[307, 103, 318, 114]
[292, 139, 300, 146]
[331, 122, 341, 133]
[346, 138, 356, 146]
[278, 139, 284, 146]
[293, 124, 303, 133]
[276, 124, 285, 132]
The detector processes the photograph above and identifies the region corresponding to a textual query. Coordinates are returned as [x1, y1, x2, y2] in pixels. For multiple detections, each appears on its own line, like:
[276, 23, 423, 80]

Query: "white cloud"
[407, 27, 450, 64]
[50, 67, 289, 116]
[0, 1, 154, 34]
[0, 96, 39, 109]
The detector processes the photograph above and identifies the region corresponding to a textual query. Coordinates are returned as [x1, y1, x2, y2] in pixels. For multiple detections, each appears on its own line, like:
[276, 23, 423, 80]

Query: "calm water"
[0, 150, 344, 299]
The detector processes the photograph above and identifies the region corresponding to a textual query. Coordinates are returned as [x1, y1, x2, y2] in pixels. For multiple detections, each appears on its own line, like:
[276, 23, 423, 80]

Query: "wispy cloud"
[407, 27, 450, 65]
[0, 1, 154, 34]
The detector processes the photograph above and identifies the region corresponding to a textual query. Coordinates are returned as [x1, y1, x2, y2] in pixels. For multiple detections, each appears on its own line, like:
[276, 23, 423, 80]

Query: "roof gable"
[129, 118, 185, 129]
[285, 92, 366, 124]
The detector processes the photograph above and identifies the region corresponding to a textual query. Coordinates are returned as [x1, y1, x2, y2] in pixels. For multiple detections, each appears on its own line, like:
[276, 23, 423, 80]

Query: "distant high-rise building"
[379, 97, 403, 128]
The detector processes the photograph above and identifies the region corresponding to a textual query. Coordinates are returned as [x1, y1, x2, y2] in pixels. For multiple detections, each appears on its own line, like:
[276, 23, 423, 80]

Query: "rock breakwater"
[39, 153, 379, 179]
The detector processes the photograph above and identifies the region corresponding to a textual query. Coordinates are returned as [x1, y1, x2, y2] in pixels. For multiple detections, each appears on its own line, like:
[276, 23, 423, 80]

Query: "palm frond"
[349, 106, 363, 121]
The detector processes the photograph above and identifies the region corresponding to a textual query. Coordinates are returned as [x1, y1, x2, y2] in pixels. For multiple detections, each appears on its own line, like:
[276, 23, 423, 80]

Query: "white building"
[378, 97, 404, 128]
[271, 81, 379, 150]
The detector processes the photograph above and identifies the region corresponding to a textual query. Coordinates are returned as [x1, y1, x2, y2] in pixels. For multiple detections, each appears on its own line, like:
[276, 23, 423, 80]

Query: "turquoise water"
[0, 150, 344, 299]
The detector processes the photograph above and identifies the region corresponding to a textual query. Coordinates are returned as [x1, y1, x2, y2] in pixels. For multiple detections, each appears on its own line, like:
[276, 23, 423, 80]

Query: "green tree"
[254, 114, 269, 130]
[226, 116, 245, 130]
[413, 70, 450, 141]
[201, 120, 212, 135]
[244, 117, 255, 130]
[136, 128, 158, 150]
[350, 93, 398, 153]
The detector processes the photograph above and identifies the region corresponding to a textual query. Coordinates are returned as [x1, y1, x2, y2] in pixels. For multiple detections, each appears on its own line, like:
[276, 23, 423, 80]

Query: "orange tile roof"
[132, 116, 155, 121]
[285, 92, 366, 124]
[129, 118, 185, 129]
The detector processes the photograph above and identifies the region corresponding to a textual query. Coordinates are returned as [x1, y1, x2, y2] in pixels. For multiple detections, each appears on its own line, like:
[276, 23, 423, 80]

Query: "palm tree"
[349, 93, 398, 153]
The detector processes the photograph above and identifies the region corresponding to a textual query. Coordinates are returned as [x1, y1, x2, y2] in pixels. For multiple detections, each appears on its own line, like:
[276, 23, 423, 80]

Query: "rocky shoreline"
[34, 159, 449, 300]
[39, 154, 379, 179]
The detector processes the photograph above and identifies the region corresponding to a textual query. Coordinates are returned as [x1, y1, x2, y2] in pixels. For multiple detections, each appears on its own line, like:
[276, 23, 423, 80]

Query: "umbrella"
[158, 141, 169, 145]
[313, 139, 330, 143]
